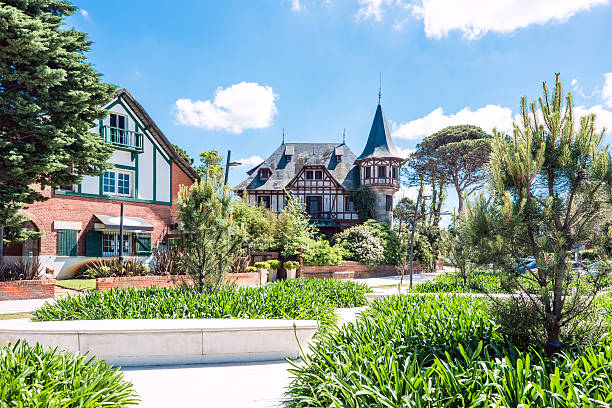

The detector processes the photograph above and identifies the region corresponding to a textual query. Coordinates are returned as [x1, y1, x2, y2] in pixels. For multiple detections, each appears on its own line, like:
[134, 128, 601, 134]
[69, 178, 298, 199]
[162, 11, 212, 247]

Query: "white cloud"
[356, 0, 391, 21]
[395, 146, 414, 159]
[236, 155, 264, 170]
[80, 9, 89, 18]
[289, 0, 304, 11]
[391, 104, 513, 141]
[411, 0, 609, 39]
[397, 184, 432, 201]
[574, 105, 612, 135]
[602, 72, 612, 108]
[174, 82, 278, 134]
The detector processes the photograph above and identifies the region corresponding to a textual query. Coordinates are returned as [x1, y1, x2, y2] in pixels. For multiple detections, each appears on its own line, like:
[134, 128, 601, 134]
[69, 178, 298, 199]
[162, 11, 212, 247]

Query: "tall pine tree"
[0, 0, 115, 247]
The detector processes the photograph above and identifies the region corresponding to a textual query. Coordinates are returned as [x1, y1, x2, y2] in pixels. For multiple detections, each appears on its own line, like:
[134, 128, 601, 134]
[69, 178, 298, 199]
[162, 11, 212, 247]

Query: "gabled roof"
[112, 89, 199, 181]
[356, 103, 401, 161]
[235, 143, 360, 191]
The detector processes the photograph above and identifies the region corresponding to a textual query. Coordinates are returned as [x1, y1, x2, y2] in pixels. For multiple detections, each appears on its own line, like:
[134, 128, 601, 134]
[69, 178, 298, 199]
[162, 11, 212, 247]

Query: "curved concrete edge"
[0, 318, 318, 366]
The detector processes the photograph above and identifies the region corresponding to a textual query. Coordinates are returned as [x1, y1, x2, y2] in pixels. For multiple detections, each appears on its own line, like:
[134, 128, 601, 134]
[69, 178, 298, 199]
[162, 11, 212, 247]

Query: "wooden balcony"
[101, 126, 144, 153]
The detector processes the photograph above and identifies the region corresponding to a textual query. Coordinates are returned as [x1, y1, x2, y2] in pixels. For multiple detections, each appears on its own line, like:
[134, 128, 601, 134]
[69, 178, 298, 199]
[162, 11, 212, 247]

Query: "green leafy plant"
[302, 239, 344, 266]
[284, 261, 300, 270]
[253, 261, 270, 269]
[267, 260, 282, 270]
[77, 258, 150, 279]
[151, 248, 185, 275]
[33, 279, 371, 332]
[245, 266, 257, 272]
[0, 341, 138, 407]
[349, 186, 376, 221]
[334, 225, 384, 265]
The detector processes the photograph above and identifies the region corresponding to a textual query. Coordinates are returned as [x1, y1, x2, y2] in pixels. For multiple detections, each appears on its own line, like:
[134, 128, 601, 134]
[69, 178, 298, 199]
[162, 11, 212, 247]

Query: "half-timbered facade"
[235, 99, 403, 231]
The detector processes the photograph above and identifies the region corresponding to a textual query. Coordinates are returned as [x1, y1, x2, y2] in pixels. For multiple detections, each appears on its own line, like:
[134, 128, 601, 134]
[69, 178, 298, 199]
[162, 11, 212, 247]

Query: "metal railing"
[101, 126, 144, 152]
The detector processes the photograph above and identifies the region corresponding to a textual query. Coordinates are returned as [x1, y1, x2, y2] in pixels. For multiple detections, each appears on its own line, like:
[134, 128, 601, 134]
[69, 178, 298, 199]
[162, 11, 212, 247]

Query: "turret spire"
[342, 128, 346, 144]
[378, 73, 382, 104]
[282, 128, 285, 144]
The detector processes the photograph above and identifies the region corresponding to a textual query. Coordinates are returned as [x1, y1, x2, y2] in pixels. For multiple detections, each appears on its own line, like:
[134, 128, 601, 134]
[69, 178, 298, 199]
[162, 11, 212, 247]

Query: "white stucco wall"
[80, 175, 99, 195]
[138, 137, 154, 200]
[156, 152, 171, 203]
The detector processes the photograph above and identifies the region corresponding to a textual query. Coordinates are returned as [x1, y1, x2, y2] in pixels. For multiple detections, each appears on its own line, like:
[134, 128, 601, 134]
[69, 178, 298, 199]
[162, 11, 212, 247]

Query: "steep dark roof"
[356, 103, 401, 160]
[235, 143, 360, 191]
[114, 89, 199, 181]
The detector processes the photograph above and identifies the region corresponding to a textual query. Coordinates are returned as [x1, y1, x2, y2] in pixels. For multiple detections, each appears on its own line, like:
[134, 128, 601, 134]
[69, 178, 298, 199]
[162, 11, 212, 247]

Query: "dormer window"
[336, 155, 342, 162]
[334, 146, 344, 163]
[286, 155, 292, 162]
[284, 145, 294, 163]
[259, 168, 271, 180]
[306, 170, 313, 180]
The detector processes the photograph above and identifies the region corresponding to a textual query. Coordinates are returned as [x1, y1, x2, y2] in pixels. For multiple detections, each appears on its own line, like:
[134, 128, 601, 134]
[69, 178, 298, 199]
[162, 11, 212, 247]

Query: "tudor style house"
[235, 99, 403, 233]
[5, 89, 198, 278]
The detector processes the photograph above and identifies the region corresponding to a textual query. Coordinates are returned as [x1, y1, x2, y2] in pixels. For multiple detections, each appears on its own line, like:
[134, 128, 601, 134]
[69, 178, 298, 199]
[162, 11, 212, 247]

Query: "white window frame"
[102, 169, 134, 198]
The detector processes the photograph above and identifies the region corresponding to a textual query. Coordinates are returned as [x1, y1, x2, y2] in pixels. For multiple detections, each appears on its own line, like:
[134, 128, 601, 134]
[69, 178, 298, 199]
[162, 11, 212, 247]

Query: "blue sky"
[68, 0, 612, 210]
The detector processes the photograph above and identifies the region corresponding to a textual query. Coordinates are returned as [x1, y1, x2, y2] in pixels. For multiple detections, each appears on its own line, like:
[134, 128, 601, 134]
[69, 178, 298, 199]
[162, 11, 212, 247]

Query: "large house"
[235, 99, 403, 233]
[5, 89, 199, 278]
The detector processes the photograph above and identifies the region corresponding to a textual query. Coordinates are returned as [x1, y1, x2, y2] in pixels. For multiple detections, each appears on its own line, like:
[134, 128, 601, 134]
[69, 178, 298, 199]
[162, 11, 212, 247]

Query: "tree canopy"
[196, 149, 223, 180]
[408, 125, 491, 213]
[0, 0, 115, 242]
[463, 74, 612, 352]
[172, 144, 194, 165]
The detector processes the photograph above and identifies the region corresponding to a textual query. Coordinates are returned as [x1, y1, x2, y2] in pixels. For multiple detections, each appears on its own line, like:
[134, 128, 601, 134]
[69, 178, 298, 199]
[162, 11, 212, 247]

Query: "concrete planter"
[286, 269, 297, 279]
[258, 269, 268, 285]
[268, 269, 278, 282]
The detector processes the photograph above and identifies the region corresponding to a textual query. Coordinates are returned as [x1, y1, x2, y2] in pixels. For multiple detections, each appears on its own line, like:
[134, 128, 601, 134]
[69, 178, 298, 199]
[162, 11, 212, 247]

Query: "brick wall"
[0, 280, 56, 301]
[96, 272, 260, 291]
[171, 162, 195, 217]
[21, 164, 195, 258]
[300, 261, 424, 280]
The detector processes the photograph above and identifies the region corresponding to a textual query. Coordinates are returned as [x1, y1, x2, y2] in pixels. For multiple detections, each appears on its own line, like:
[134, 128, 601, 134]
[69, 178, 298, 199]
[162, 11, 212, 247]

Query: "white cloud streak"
[391, 105, 514, 140]
[602, 72, 612, 108]
[289, 0, 304, 11]
[174, 82, 278, 134]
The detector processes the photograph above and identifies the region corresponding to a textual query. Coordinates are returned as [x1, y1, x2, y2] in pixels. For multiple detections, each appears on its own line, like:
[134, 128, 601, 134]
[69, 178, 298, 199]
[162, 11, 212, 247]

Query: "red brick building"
[6, 89, 198, 278]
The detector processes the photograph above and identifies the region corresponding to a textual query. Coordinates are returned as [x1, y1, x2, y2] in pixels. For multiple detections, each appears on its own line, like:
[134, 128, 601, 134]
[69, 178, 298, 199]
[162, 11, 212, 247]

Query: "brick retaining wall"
[300, 261, 425, 280]
[0, 279, 56, 300]
[96, 273, 260, 291]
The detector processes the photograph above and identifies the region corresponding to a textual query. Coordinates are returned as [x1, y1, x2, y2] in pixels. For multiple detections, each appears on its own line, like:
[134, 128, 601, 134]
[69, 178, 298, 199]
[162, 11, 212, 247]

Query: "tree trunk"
[456, 187, 464, 214]
[545, 260, 565, 355]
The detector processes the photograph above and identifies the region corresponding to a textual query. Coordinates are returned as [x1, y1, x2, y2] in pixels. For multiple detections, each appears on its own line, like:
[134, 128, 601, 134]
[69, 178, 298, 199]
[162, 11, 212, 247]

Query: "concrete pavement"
[122, 360, 295, 408]
[0, 298, 54, 314]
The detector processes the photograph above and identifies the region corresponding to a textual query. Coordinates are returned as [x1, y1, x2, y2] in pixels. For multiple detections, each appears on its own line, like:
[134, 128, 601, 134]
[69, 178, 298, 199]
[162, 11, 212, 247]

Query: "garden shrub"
[0, 341, 138, 407]
[580, 249, 599, 262]
[245, 266, 257, 272]
[362, 219, 401, 265]
[253, 261, 270, 269]
[302, 239, 344, 266]
[77, 258, 151, 279]
[284, 260, 300, 270]
[0, 258, 40, 281]
[334, 225, 384, 265]
[267, 260, 282, 270]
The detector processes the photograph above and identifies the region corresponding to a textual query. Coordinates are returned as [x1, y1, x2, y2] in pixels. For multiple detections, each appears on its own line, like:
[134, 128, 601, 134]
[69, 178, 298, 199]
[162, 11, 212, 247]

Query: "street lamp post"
[223, 150, 242, 185]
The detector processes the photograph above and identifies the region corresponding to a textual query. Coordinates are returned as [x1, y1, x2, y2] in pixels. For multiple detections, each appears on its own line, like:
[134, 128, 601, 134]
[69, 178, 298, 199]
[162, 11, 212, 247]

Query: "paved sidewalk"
[354, 271, 441, 290]
[122, 360, 294, 408]
[0, 298, 54, 314]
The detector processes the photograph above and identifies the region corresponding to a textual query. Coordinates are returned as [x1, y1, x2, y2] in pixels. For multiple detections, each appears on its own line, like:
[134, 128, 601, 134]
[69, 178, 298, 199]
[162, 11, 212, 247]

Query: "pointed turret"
[356, 103, 400, 160]
[355, 99, 403, 226]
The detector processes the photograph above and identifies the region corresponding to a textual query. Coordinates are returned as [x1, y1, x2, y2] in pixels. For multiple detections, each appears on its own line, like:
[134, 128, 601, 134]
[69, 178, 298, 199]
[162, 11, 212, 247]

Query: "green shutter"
[135, 233, 151, 256]
[86, 230, 103, 257]
[57, 229, 77, 256]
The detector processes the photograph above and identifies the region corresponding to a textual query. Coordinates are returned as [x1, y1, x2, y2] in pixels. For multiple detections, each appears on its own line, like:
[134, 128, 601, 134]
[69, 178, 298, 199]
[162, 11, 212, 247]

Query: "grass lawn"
[55, 279, 96, 291]
[0, 312, 34, 320]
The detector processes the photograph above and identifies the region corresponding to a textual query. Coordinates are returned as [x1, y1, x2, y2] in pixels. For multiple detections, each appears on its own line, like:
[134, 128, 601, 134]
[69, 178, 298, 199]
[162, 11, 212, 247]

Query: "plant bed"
[55, 278, 96, 291]
[95, 272, 260, 291]
[33, 279, 371, 331]
[286, 294, 612, 407]
[0, 279, 56, 301]
[0, 341, 138, 406]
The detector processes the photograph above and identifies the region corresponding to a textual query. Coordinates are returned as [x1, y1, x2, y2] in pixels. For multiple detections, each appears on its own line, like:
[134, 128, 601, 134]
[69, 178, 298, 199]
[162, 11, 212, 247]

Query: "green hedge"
[33, 279, 371, 331]
[286, 294, 612, 407]
[0, 341, 138, 407]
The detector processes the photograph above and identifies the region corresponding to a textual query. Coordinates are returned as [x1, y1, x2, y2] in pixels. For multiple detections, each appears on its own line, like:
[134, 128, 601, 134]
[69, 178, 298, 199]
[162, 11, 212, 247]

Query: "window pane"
[306, 171, 313, 179]
[315, 171, 323, 180]
[110, 114, 117, 128]
[118, 173, 130, 195]
[118, 115, 126, 129]
[103, 171, 115, 193]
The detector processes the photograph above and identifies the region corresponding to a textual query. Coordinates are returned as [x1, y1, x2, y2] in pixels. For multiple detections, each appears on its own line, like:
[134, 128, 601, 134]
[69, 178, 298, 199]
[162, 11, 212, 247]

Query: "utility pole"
[0, 199, 4, 265]
[224, 150, 231, 186]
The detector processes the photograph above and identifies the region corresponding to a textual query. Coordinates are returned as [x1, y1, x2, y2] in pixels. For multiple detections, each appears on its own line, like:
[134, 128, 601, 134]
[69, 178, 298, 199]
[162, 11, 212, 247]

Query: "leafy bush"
[77, 258, 150, 279]
[286, 294, 612, 407]
[284, 261, 300, 270]
[349, 186, 376, 221]
[267, 260, 282, 270]
[362, 220, 401, 265]
[334, 225, 384, 265]
[277, 194, 318, 258]
[0, 258, 40, 281]
[302, 239, 344, 266]
[0, 341, 138, 407]
[580, 249, 599, 262]
[33, 279, 371, 331]
[151, 247, 184, 275]
[253, 261, 269, 269]
[245, 266, 257, 272]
